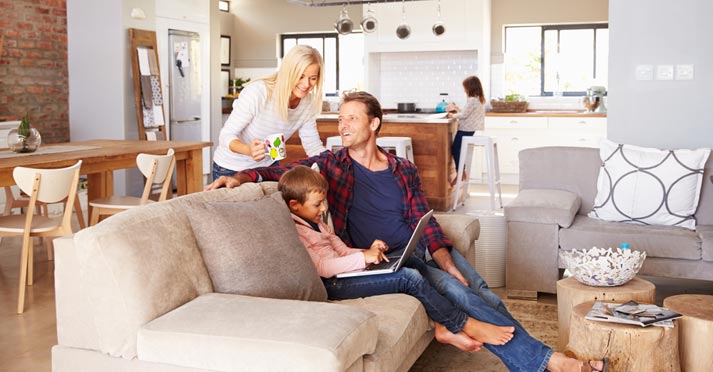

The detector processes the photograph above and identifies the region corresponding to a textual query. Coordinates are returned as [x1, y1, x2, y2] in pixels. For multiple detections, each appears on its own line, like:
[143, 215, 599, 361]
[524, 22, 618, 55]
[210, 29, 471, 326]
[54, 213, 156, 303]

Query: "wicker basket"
[490, 100, 529, 113]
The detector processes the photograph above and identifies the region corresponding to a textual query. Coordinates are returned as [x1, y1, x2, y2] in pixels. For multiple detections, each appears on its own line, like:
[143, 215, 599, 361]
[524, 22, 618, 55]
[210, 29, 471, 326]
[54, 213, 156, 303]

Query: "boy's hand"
[370, 240, 389, 252]
[364, 243, 389, 265]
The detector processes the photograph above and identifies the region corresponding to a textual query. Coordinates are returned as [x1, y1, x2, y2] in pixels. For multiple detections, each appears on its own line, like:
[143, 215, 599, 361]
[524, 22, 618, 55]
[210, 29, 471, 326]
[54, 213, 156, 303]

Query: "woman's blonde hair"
[260, 45, 324, 121]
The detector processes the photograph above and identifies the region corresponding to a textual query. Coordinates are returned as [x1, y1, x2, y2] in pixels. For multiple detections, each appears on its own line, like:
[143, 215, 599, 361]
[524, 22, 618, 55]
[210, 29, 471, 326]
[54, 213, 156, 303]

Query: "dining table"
[0, 139, 212, 203]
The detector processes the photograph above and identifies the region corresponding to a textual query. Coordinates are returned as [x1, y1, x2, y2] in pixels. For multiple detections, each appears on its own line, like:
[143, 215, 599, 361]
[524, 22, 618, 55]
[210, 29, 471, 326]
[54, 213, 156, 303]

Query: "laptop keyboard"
[365, 257, 400, 271]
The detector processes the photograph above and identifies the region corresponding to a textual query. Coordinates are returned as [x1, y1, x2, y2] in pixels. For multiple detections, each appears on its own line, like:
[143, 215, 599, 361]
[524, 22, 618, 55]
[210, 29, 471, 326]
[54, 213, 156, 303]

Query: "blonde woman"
[213, 45, 327, 179]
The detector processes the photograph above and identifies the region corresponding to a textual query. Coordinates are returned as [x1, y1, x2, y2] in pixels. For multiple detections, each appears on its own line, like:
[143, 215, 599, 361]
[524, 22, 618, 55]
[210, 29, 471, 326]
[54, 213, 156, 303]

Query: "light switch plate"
[635, 65, 654, 80]
[675, 64, 694, 80]
[656, 65, 674, 80]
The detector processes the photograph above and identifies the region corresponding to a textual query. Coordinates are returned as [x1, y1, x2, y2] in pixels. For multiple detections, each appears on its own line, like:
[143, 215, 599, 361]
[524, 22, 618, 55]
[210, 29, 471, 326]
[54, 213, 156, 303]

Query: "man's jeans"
[423, 250, 553, 372]
[321, 257, 470, 335]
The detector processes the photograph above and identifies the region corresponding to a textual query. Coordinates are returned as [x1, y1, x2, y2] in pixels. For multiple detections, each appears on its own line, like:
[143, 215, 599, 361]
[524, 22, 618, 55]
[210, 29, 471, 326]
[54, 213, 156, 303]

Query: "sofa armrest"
[138, 293, 378, 372]
[504, 189, 581, 228]
[434, 213, 480, 258]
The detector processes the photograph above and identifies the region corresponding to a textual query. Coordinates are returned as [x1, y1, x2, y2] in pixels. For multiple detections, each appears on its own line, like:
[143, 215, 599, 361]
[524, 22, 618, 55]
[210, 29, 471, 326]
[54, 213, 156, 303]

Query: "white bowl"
[560, 247, 646, 287]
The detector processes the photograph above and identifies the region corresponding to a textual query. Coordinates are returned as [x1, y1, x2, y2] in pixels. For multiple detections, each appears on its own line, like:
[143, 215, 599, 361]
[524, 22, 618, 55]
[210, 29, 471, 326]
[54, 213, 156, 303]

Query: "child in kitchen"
[278, 165, 517, 353]
[447, 76, 486, 186]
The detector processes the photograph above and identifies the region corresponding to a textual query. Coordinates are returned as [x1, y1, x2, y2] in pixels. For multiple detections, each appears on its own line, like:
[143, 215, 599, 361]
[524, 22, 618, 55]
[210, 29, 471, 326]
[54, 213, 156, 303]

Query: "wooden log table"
[556, 276, 655, 351]
[663, 294, 713, 372]
[567, 301, 680, 372]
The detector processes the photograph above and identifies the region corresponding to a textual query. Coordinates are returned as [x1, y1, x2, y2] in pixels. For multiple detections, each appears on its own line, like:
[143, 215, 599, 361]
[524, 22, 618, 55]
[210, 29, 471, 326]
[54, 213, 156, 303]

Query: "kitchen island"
[284, 113, 458, 211]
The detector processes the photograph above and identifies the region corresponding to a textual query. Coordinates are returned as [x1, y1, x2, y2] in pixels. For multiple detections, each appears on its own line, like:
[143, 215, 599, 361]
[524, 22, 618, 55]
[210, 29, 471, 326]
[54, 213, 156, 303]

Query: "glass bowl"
[560, 247, 646, 287]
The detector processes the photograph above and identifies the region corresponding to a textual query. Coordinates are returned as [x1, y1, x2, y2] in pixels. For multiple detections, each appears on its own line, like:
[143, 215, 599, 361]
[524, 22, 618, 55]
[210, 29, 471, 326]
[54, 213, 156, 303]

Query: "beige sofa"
[505, 146, 713, 298]
[52, 182, 479, 372]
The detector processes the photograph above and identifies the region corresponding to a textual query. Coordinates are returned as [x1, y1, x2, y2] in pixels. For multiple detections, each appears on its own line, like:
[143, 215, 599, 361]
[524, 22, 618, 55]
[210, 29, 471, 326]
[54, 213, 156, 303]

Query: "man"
[208, 91, 608, 372]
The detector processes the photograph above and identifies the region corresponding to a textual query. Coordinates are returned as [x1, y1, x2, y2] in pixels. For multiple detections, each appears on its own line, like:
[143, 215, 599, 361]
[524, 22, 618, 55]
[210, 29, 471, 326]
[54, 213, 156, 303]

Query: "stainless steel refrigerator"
[168, 29, 202, 142]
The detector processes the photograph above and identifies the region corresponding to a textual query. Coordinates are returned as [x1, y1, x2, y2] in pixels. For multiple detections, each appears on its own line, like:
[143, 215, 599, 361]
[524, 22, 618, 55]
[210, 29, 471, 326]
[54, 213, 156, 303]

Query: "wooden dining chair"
[89, 149, 175, 226]
[0, 160, 82, 314]
[3, 186, 86, 260]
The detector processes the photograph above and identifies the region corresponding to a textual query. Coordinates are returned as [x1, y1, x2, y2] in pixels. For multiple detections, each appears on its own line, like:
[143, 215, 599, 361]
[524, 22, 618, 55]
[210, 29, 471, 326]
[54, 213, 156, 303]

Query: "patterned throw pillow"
[588, 139, 710, 229]
[184, 192, 327, 301]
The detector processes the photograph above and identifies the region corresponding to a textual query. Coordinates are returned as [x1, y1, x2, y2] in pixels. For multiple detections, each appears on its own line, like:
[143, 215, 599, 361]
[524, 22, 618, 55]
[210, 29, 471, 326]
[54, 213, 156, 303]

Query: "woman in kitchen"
[212, 45, 327, 180]
[446, 75, 485, 186]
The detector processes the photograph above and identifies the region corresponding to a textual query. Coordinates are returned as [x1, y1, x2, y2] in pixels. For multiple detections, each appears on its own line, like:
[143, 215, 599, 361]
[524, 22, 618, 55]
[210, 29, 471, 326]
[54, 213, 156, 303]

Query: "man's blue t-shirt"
[347, 160, 413, 252]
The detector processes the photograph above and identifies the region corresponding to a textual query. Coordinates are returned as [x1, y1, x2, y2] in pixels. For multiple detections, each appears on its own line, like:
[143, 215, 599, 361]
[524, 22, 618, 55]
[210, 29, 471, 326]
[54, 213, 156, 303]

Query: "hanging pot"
[396, 24, 411, 39]
[334, 8, 353, 35]
[432, 0, 446, 36]
[361, 6, 377, 33]
[396, 0, 410, 40]
[432, 21, 446, 36]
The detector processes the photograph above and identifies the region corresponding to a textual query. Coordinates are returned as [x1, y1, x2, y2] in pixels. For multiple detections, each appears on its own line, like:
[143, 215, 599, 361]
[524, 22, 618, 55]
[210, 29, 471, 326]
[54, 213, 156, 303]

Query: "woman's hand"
[446, 103, 459, 112]
[248, 139, 267, 161]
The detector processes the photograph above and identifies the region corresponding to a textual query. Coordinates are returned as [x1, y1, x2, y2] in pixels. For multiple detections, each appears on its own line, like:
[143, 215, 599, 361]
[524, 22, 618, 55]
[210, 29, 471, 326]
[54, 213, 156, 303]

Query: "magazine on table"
[585, 301, 682, 328]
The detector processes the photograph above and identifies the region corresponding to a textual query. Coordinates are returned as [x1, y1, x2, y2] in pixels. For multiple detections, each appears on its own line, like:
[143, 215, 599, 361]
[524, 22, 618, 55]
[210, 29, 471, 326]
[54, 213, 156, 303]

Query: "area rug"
[410, 298, 558, 372]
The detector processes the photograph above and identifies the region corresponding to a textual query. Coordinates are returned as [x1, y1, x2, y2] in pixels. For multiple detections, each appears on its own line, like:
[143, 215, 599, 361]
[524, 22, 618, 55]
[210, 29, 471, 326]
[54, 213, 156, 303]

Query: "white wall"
[67, 0, 215, 195]
[608, 0, 713, 149]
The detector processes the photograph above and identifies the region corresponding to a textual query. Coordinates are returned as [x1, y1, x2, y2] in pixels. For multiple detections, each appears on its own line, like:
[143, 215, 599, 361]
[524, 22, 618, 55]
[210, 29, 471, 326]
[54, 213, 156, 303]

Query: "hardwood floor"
[0, 184, 711, 372]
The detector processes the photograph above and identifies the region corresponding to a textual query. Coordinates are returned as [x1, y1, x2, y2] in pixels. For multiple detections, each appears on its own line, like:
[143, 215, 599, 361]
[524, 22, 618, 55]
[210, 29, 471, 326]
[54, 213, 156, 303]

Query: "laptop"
[335, 209, 434, 278]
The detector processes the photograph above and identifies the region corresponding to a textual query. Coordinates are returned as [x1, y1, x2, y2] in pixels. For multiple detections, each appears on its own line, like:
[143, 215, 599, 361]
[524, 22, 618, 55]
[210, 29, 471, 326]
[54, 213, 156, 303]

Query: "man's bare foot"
[462, 318, 515, 345]
[434, 322, 482, 352]
[547, 352, 608, 372]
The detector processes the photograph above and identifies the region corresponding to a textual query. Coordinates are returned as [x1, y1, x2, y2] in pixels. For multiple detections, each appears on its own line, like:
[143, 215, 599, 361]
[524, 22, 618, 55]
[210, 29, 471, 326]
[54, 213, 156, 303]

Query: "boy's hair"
[342, 91, 383, 135]
[463, 76, 485, 104]
[278, 165, 328, 204]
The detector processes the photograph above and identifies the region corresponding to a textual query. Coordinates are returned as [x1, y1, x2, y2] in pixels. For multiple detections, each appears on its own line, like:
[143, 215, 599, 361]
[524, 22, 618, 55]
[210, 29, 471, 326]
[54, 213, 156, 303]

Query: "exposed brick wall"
[0, 0, 68, 143]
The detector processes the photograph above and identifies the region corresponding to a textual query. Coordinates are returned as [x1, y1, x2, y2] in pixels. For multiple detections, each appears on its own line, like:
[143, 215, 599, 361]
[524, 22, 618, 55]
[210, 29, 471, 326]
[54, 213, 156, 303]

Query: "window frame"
[504, 23, 608, 97]
[280, 32, 340, 94]
[540, 23, 608, 96]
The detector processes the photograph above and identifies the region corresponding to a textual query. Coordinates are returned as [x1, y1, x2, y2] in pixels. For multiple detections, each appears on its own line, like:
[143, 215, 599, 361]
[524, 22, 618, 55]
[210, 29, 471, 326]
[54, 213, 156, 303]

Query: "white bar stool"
[325, 136, 342, 152]
[325, 136, 415, 163]
[452, 135, 502, 211]
[376, 137, 415, 163]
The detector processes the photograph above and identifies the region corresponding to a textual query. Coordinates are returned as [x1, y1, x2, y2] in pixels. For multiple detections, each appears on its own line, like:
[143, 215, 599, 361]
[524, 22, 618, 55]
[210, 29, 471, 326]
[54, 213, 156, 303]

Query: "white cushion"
[138, 293, 378, 372]
[588, 139, 710, 229]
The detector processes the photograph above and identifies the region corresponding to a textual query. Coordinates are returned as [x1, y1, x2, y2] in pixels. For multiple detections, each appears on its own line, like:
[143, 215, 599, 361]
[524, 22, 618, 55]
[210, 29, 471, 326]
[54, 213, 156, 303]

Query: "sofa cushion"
[560, 215, 701, 260]
[505, 189, 581, 228]
[698, 225, 713, 262]
[589, 139, 710, 230]
[138, 293, 377, 372]
[184, 192, 327, 302]
[334, 293, 432, 372]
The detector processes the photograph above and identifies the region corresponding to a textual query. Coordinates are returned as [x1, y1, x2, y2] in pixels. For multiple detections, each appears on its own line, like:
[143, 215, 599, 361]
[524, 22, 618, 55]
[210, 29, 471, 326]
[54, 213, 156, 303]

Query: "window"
[504, 24, 608, 96]
[218, 0, 229, 12]
[281, 32, 364, 95]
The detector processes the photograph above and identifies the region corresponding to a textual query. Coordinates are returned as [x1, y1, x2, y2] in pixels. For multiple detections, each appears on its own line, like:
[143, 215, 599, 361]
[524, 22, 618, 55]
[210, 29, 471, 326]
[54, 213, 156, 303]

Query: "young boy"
[278, 165, 516, 352]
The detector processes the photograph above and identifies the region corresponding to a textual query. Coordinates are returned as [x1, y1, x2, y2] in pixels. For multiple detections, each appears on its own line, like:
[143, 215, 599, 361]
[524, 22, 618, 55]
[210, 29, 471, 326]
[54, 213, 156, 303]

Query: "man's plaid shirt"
[240, 147, 453, 255]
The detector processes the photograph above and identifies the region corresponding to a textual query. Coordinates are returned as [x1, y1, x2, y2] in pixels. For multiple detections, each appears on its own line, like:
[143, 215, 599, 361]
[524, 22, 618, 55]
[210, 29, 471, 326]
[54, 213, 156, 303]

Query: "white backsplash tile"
[378, 50, 478, 110]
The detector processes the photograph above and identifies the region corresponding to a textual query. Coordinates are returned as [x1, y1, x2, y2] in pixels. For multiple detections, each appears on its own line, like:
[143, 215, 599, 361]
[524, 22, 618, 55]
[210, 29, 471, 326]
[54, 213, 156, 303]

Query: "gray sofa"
[504, 146, 713, 298]
[52, 182, 480, 372]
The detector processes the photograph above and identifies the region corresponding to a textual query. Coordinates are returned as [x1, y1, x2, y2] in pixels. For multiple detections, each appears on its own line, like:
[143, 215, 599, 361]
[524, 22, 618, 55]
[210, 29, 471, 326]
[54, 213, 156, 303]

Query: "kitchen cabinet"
[476, 115, 607, 184]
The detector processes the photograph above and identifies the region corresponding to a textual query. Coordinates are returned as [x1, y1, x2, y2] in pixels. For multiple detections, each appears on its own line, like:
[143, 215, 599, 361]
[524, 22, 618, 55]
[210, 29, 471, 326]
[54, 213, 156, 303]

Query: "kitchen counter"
[318, 113, 455, 124]
[486, 111, 606, 118]
[285, 116, 458, 211]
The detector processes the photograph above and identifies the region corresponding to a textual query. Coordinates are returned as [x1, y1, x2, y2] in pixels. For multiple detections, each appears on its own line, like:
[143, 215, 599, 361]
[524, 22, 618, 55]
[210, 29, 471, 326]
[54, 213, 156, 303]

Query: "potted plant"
[7, 112, 42, 153]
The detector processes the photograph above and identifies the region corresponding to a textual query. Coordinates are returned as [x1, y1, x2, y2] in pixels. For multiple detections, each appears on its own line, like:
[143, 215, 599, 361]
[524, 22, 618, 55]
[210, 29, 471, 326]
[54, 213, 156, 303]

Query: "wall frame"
[221, 69, 230, 97]
[220, 35, 231, 66]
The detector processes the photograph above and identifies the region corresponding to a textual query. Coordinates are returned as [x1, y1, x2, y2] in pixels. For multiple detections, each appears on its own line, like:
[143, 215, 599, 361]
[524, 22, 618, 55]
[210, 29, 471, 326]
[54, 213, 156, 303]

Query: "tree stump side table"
[556, 276, 655, 350]
[663, 294, 713, 372]
[567, 301, 680, 372]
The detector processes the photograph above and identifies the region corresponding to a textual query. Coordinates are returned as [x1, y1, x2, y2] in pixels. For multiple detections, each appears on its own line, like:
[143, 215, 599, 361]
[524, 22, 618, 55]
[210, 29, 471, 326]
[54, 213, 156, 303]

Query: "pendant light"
[361, 2, 377, 33]
[334, 4, 354, 35]
[395, 0, 411, 40]
[432, 0, 446, 36]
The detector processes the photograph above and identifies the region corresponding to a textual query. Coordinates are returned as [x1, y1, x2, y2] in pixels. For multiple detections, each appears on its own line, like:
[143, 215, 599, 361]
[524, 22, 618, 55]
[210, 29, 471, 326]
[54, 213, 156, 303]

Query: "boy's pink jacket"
[291, 214, 366, 278]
